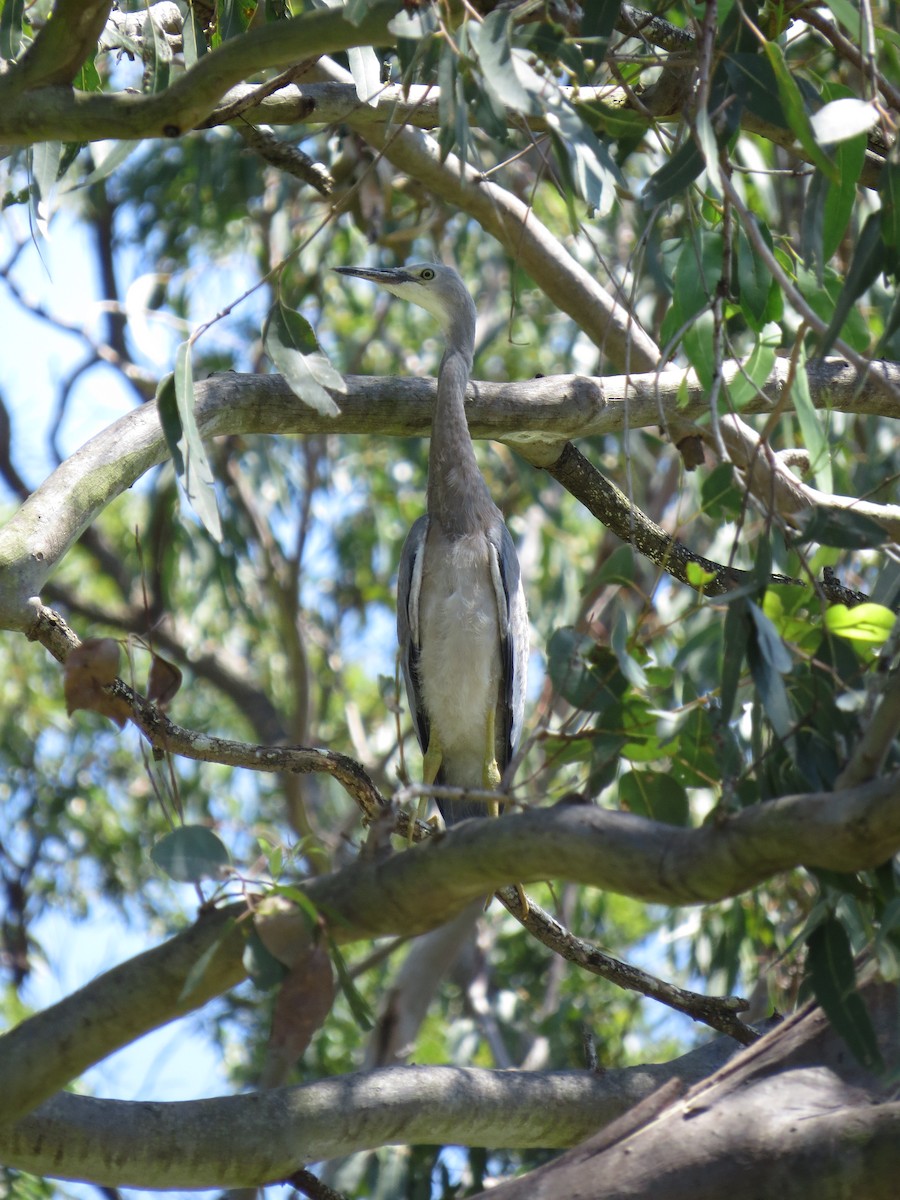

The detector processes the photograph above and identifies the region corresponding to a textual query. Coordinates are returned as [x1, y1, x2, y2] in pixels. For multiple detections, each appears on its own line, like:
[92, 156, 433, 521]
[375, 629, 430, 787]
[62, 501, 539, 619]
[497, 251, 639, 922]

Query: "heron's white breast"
[417, 534, 502, 771]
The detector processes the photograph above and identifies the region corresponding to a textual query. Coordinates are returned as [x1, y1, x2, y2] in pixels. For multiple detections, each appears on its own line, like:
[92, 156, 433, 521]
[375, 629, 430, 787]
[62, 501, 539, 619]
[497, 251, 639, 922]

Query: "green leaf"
[726, 324, 779, 409]
[74, 55, 101, 93]
[762, 588, 817, 646]
[694, 104, 724, 197]
[825, 603, 896, 645]
[547, 628, 627, 713]
[77, 140, 141, 190]
[821, 0, 862, 34]
[823, 134, 867, 260]
[880, 162, 900, 250]
[144, 6, 172, 94]
[388, 7, 438, 38]
[670, 232, 725, 325]
[748, 600, 793, 674]
[0, 0, 26, 59]
[592, 544, 636, 588]
[682, 310, 715, 391]
[156, 373, 185, 474]
[328, 937, 374, 1030]
[724, 592, 748, 720]
[762, 41, 838, 182]
[701, 463, 742, 520]
[610, 608, 647, 689]
[686, 561, 718, 589]
[172, 341, 223, 542]
[151, 825, 232, 883]
[641, 137, 705, 209]
[263, 302, 343, 416]
[724, 53, 786, 128]
[818, 212, 883, 356]
[806, 916, 883, 1071]
[618, 770, 689, 826]
[793, 506, 889, 550]
[348, 44, 382, 105]
[218, 0, 251, 39]
[736, 221, 776, 331]
[558, 111, 621, 216]
[790, 341, 832, 492]
[471, 12, 538, 116]
[748, 647, 794, 743]
[31, 140, 62, 231]
[183, 5, 208, 66]
[343, 0, 373, 27]
[581, 0, 620, 52]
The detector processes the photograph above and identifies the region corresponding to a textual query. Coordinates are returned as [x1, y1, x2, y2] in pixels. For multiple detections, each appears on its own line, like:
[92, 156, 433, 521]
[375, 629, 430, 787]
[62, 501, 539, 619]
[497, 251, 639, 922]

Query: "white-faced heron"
[334, 263, 529, 826]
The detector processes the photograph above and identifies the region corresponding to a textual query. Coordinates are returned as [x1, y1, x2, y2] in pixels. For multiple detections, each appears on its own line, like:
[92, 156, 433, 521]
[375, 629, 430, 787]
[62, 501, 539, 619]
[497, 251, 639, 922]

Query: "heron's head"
[334, 262, 475, 341]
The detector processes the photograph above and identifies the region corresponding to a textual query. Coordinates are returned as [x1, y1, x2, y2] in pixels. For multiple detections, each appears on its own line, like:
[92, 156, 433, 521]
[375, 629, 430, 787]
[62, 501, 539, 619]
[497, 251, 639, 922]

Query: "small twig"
[495, 885, 759, 1045]
[200, 62, 318, 127]
[236, 122, 334, 195]
[27, 604, 389, 821]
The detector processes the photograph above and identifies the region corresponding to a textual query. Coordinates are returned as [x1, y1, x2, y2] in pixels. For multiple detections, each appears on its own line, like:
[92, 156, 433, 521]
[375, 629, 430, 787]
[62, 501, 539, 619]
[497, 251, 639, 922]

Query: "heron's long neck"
[426, 345, 494, 537]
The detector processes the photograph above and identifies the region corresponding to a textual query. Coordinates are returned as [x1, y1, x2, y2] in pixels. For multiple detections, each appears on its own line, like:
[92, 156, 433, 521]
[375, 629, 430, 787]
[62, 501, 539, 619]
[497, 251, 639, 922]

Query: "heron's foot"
[482, 756, 501, 817]
[407, 795, 430, 846]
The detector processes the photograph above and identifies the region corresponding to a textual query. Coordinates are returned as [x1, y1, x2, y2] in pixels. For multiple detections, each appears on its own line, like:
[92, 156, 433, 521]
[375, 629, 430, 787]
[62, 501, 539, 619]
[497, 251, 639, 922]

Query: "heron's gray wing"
[397, 514, 430, 756]
[488, 520, 528, 771]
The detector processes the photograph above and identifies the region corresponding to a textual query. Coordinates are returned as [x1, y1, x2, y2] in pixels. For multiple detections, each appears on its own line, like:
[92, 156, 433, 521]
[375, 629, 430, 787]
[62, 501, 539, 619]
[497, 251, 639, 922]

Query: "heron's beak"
[334, 266, 413, 285]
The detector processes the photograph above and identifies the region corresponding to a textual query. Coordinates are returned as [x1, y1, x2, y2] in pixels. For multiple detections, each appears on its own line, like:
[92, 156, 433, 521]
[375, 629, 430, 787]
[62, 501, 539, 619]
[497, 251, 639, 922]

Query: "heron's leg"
[482, 708, 501, 819]
[408, 732, 443, 845]
[482, 710, 529, 914]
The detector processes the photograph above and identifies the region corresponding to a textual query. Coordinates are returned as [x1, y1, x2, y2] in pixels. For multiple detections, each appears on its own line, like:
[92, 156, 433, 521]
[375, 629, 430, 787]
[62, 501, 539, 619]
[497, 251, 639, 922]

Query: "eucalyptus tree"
[0, 2, 899, 1197]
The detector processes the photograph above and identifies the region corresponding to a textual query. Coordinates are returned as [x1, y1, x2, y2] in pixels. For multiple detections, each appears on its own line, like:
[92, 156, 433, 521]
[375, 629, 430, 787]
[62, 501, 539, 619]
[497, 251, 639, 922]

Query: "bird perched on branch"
[334, 262, 529, 828]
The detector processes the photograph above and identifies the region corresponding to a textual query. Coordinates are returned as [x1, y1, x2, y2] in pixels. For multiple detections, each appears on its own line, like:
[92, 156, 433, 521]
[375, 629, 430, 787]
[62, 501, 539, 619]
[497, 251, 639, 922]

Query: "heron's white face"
[335, 262, 474, 336]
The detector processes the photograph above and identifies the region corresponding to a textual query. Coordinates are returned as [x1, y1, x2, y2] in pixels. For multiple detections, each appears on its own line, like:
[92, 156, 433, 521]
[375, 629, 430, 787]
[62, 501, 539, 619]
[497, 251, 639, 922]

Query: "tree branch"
[542, 441, 803, 595]
[1, 0, 111, 92]
[0, 0, 402, 143]
[0, 1045, 742, 1188]
[2, 358, 897, 632]
[478, 977, 900, 1200]
[496, 886, 757, 1045]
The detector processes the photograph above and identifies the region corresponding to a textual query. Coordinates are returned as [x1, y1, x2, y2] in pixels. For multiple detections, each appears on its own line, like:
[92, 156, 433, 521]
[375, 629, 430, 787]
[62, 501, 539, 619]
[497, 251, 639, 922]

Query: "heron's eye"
[420, 268, 435, 280]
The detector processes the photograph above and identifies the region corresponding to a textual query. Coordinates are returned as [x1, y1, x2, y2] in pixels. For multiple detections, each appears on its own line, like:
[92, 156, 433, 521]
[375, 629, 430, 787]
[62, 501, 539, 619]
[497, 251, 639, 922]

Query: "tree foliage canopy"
[1, 0, 899, 1196]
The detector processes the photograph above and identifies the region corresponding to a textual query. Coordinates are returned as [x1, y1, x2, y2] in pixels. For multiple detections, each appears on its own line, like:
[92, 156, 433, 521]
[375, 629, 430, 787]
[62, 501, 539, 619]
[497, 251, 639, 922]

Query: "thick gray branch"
[286, 775, 900, 941]
[481, 978, 900, 1200]
[0, 1, 400, 143]
[0, 1044, 741, 1189]
[1, 357, 896, 632]
[3, 775, 897, 1127]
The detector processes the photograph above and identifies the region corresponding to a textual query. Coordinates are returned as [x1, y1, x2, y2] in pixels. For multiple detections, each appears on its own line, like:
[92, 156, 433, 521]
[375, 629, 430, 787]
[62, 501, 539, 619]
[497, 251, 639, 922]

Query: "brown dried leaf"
[63, 638, 131, 728]
[263, 943, 335, 1083]
[147, 653, 183, 709]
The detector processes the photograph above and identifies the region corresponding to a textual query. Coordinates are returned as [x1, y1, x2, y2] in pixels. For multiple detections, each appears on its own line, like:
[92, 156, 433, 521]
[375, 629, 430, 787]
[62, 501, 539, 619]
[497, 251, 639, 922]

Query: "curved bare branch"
[0, 0, 401, 143]
[0, 1044, 742, 1188]
[2, 358, 897, 631]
